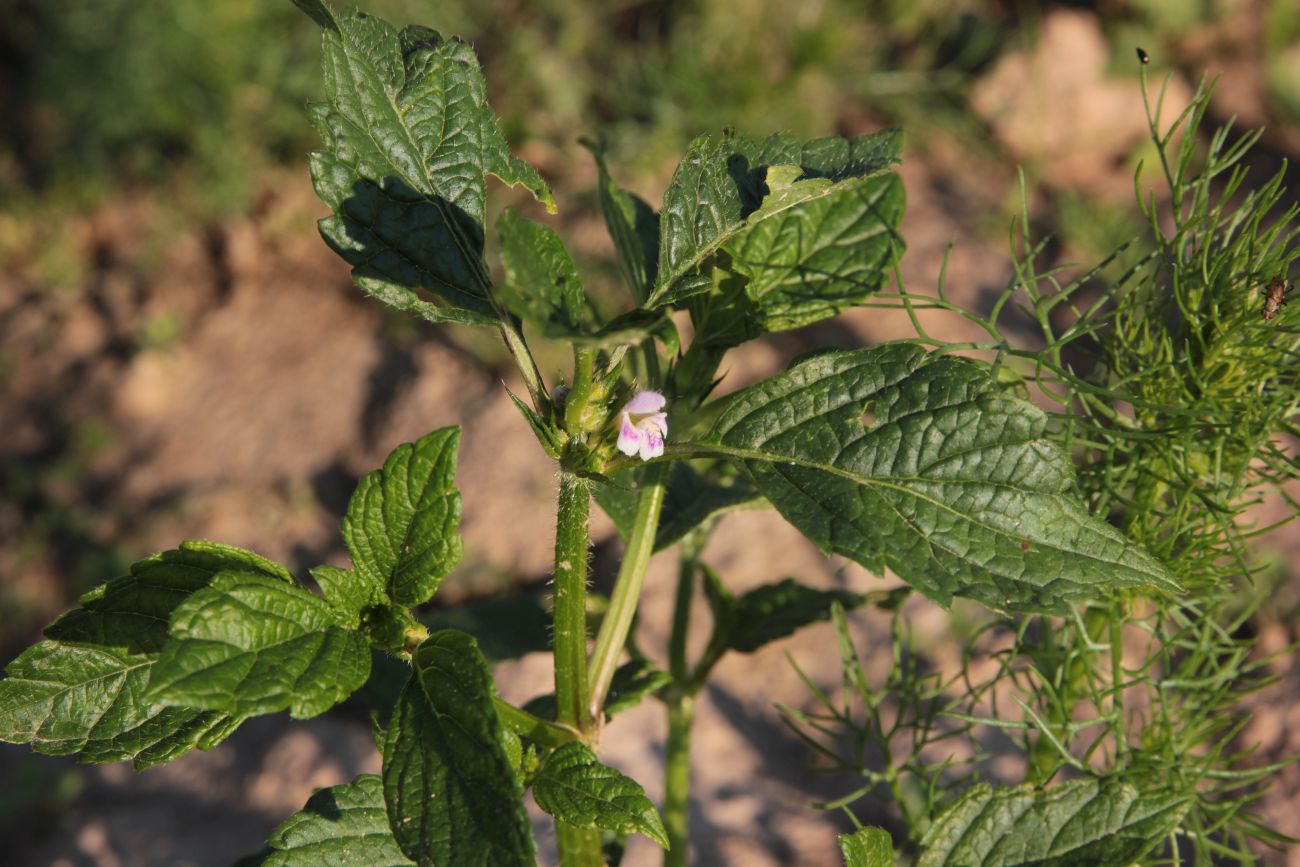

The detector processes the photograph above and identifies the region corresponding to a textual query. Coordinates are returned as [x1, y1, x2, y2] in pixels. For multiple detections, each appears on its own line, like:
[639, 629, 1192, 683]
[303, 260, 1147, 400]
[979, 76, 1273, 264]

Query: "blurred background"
[1, 0, 1298, 864]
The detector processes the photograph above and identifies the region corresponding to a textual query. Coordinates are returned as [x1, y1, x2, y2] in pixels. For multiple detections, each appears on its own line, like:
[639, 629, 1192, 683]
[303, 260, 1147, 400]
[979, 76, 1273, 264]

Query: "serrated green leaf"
[342, 426, 463, 607]
[650, 129, 903, 324]
[0, 541, 286, 768]
[840, 826, 894, 867]
[497, 208, 587, 334]
[240, 774, 414, 866]
[605, 659, 671, 717]
[383, 630, 535, 866]
[917, 778, 1192, 866]
[726, 578, 865, 653]
[583, 138, 659, 303]
[148, 571, 370, 719]
[533, 742, 668, 849]
[701, 344, 1178, 614]
[310, 565, 370, 627]
[298, 0, 554, 325]
[594, 462, 762, 553]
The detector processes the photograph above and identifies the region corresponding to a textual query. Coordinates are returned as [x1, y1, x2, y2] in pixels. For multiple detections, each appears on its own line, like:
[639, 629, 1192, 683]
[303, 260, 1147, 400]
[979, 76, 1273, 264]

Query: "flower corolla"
[616, 390, 668, 461]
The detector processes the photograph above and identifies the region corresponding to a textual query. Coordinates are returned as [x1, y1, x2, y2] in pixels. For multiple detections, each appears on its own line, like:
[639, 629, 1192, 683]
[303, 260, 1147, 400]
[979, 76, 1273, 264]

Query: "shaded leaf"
[726, 578, 865, 653]
[594, 462, 762, 553]
[497, 208, 587, 334]
[650, 129, 904, 333]
[917, 778, 1192, 866]
[583, 138, 659, 303]
[533, 742, 668, 848]
[0, 541, 286, 768]
[149, 571, 370, 719]
[422, 593, 553, 663]
[240, 774, 414, 866]
[605, 659, 671, 717]
[342, 426, 463, 607]
[840, 826, 894, 867]
[383, 630, 534, 865]
[298, 0, 554, 324]
[701, 344, 1178, 613]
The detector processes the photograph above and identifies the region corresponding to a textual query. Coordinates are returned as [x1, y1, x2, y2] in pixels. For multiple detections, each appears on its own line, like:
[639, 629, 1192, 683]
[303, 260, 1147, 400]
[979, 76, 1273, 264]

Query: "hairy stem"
[553, 472, 592, 732]
[552, 472, 604, 866]
[663, 691, 695, 867]
[586, 462, 669, 722]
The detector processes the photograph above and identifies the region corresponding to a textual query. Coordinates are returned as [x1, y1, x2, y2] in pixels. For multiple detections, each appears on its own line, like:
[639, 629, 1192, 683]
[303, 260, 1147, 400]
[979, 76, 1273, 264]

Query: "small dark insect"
[1262, 277, 1291, 321]
[1136, 47, 1150, 64]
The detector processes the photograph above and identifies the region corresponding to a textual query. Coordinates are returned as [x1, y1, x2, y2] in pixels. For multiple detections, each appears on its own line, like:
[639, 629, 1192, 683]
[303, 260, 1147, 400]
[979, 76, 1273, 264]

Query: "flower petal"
[617, 414, 644, 456]
[624, 390, 667, 414]
[640, 430, 665, 460]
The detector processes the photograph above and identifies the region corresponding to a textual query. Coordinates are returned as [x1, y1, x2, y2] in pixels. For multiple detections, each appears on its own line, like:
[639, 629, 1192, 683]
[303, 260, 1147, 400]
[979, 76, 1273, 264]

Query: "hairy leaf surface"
[497, 208, 586, 334]
[240, 774, 413, 866]
[342, 426, 463, 607]
[149, 571, 370, 719]
[584, 139, 659, 302]
[383, 630, 534, 865]
[918, 778, 1191, 866]
[651, 130, 904, 338]
[533, 742, 669, 848]
[297, 0, 554, 324]
[594, 462, 762, 553]
[701, 344, 1178, 613]
[605, 659, 671, 717]
[709, 577, 865, 653]
[0, 542, 287, 768]
[839, 826, 894, 867]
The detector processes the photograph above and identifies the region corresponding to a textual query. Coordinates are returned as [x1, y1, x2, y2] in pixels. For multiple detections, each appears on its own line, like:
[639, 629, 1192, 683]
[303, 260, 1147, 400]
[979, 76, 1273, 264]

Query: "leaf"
[506, 387, 563, 459]
[240, 774, 414, 866]
[310, 565, 370, 627]
[342, 426, 463, 607]
[583, 138, 659, 303]
[917, 778, 1192, 866]
[382, 630, 535, 866]
[0, 541, 287, 768]
[840, 826, 894, 867]
[594, 462, 763, 553]
[532, 742, 669, 848]
[726, 578, 865, 653]
[497, 208, 587, 334]
[605, 659, 671, 717]
[422, 593, 553, 662]
[298, 0, 554, 325]
[701, 344, 1179, 614]
[148, 571, 371, 719]
[649, 129, 904, 328]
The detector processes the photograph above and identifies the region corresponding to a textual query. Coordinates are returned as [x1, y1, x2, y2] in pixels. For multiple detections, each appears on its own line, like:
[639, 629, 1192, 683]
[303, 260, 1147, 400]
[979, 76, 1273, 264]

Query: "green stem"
[668, 549, 697, 683]
[565, 346, 598, 434]
[492, 698, 581, 749]
[556, 821, 606, 867]
[663, 692, 694, 867]
[586, 461, 669, 722]
[499, 317, 547, 412]
[552, 471, 604, 866]
[553, 472, 592, 732]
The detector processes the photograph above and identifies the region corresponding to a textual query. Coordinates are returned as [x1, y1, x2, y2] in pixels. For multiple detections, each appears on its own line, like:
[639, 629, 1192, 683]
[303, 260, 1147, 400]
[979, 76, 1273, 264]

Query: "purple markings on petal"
[617, 391, 669, 461]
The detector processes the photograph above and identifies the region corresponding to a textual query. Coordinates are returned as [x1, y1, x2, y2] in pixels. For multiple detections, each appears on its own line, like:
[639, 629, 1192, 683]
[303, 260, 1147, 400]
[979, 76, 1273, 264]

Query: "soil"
[2, 9, 1298, 864]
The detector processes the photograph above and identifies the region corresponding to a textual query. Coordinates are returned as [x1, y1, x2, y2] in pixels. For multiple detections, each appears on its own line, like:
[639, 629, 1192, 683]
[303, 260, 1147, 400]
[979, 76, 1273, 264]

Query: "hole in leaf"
[860, 401, 877, 428]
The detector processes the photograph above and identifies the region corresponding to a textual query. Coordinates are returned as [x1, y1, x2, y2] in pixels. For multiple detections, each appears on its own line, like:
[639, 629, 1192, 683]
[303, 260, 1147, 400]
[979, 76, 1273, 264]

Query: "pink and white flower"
[616, 390, 668, 461]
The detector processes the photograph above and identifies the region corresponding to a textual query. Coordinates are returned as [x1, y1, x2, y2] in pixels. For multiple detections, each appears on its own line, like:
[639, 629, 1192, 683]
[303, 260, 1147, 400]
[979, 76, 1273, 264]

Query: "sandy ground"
[2, 10, 1298, 864]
